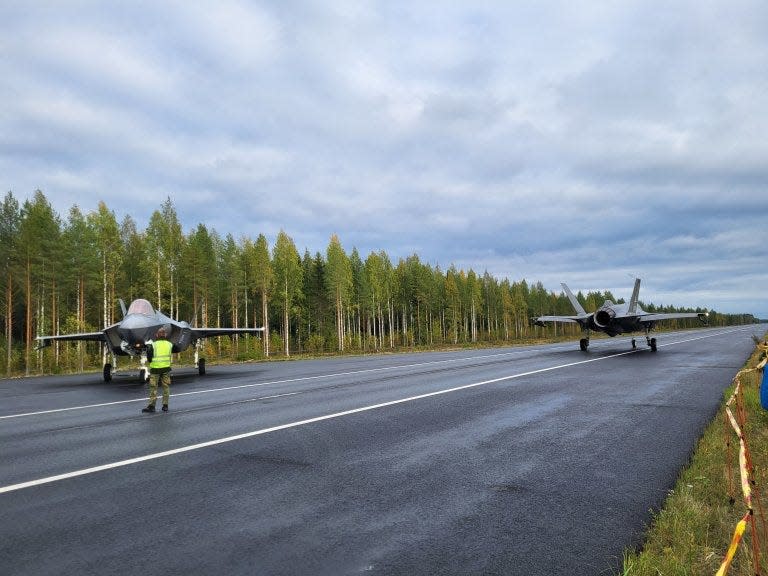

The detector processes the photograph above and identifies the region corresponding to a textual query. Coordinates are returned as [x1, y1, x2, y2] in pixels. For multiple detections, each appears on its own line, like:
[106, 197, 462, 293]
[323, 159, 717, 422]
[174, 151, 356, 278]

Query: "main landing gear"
[579, 328, 591, 351]
[630, 335, 657, 352]
[102, 363, 151, 382]
[643, 326, 657, 352]
[579, 331, 658, 353]
[647, 336, 657, 352]
[101, 348, 151, 382]
[194, 341, 206, 375]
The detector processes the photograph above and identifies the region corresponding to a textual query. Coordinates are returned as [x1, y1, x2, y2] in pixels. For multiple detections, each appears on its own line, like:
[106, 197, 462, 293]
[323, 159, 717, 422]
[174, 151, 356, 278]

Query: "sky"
[2, 1, 767, 318]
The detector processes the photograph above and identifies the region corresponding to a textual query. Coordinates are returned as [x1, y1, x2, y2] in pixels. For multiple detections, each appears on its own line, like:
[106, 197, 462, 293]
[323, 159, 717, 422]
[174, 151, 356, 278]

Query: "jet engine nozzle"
[593, 308, 615, 328]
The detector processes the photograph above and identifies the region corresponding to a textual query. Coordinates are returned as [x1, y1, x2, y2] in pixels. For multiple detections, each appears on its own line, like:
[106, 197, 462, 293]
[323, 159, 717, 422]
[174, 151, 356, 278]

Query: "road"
[0, 326, 761, 575]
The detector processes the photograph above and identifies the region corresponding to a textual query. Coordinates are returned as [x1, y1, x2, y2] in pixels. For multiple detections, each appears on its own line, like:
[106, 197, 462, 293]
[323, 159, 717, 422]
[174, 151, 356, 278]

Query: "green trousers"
[148, 369, 171, 406]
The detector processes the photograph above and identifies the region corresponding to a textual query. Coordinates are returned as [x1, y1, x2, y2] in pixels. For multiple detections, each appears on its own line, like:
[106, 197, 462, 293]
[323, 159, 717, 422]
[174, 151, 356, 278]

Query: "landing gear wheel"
[198, 358, 206, 375]
[650, 338, 657, 352]
[631, 339, 637, 349]
[139, 368, 148, 383]
[579, 338, 589, 352]
[103, 363, 113, 382]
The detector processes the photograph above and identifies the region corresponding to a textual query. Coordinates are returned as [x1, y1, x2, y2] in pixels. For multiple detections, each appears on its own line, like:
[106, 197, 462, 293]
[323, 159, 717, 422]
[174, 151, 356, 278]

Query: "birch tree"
[325, 234, 352, 352]
[379, 251, 395, 348]
[88, 202, 122, 338]
[251, 234, 273, 356]
[466, 270, 481, 343]
[119, 215, 150, 304]
[145, 198, 183, 315]
[364, 251, 385, 349]
[349, 247, 367, 350]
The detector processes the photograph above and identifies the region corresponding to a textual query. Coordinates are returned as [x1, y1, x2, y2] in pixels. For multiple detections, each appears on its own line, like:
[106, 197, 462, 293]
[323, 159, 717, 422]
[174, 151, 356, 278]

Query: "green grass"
[621, 338, 768, 575]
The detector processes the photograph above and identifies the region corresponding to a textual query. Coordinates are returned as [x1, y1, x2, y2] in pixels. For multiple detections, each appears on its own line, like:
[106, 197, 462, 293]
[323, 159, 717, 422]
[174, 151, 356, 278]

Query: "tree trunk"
[51, 279, 58, 368]
[24, 258, 31, 376]
[262, 291, 269, 357]
[6, 272, 13, 376]
[284, 279, 290, 356]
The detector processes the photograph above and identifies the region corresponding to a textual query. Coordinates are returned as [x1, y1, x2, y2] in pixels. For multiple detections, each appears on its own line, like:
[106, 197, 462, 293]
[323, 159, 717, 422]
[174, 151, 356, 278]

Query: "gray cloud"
[1, 1, 767, 317]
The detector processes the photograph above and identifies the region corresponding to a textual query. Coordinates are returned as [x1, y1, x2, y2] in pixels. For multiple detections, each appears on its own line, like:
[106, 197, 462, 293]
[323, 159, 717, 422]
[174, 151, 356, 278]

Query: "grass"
[621, 336, 768, 576]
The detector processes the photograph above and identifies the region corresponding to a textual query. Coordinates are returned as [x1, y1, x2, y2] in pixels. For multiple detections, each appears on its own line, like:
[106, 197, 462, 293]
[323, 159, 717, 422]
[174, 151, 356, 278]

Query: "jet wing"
[37, 323, 123, 349]
[640, 312, 708, 323]
[533, 314, 590, 326]
[36, 331, 106, 348]
[190, 327, 265, 340]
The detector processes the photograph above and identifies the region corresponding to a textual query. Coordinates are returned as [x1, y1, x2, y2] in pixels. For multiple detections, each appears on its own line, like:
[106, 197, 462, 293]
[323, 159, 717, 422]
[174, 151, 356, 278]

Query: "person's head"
[156, 328, 167, 339]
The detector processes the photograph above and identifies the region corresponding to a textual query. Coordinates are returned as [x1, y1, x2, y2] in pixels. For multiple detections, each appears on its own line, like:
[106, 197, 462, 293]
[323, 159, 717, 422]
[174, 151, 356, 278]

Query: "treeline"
[0, 190, 753, 377]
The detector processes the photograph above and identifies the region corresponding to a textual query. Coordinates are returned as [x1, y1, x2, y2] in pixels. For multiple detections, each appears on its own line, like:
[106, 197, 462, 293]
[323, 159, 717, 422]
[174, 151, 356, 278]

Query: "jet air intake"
[594, 307, 615, 328]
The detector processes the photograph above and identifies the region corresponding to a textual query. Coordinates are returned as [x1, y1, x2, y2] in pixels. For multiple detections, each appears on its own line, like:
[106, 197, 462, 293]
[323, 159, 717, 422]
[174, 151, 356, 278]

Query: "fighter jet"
[36, 298, 264, 381]
[533, 279, 707, 351]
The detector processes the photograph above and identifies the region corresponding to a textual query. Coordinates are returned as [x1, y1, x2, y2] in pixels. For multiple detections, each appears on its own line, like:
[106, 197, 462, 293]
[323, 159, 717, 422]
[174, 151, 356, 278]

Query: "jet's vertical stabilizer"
[561, 283, 587, 316]
[628, 278, 641, 314]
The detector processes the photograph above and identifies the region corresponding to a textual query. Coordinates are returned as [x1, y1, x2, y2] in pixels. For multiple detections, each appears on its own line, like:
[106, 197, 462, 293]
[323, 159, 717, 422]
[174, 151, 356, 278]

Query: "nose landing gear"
[642, 326, 658, 352]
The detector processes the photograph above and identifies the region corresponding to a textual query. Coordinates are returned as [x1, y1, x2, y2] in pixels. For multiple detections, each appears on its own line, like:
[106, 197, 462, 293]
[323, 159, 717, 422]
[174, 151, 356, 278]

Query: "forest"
[0, 190, 750, 377]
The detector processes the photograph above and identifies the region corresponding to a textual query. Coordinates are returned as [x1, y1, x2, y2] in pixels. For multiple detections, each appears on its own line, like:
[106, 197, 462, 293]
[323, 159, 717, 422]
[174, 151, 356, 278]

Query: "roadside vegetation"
[621, 336, 768, 576]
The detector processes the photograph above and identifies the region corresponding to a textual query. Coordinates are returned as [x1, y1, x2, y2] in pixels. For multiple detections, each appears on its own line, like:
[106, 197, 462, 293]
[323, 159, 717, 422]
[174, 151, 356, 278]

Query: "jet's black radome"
[37, 298, 264, 381]
[533, 279, 707, 351]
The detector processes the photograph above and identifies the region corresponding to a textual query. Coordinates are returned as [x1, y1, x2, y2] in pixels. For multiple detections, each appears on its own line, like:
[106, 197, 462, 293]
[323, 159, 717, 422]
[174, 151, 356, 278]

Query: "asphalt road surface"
[0, 326, 762, 575]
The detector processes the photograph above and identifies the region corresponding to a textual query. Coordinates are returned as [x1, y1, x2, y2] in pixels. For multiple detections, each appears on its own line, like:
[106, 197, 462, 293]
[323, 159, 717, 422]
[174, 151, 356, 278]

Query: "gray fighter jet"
[37, 298, 264, 381]
[533, 279, 707, 351]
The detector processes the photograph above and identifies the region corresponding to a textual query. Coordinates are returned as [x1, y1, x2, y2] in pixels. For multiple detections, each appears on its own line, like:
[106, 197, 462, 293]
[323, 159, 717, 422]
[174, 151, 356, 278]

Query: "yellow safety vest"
[149, 339, 173, 369]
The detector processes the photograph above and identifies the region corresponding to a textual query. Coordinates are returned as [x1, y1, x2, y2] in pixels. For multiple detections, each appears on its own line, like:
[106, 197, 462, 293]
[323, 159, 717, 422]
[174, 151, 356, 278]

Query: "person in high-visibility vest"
[142, 328, 176, 413]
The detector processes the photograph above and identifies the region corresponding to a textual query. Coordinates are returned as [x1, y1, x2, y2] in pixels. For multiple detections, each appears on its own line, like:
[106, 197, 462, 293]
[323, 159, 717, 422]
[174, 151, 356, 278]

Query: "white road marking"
[0, 327, 749, 422]
[1, 327, 751, 495]
[0, 327, 748, 422]
[0, 349, 541, 420]
[0, 348, 638, 494]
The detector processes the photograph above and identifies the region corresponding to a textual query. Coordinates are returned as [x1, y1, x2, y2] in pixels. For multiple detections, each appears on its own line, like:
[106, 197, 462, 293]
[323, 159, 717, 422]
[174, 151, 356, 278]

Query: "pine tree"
[0, 192, 20, 375]
[19, 191, 60, 375]
[325, 234, 352, 352]
[272, 230, 302, 356]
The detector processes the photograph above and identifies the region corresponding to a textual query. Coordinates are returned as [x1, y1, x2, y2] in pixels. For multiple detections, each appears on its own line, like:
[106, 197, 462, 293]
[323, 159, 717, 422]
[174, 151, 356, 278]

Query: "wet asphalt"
[0, 326, 761, 575]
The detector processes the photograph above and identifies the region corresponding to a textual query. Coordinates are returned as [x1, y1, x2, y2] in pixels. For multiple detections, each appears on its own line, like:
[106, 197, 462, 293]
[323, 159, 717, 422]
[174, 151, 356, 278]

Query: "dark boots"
[142, 404, 168, 413]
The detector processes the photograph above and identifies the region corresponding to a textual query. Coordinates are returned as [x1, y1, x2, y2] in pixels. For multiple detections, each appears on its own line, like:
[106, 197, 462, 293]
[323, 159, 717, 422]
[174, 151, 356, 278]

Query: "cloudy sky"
[2, 1, 767, 317]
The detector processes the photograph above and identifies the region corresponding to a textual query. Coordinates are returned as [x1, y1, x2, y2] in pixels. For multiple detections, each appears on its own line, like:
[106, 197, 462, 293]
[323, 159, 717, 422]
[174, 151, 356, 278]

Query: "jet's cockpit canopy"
[127, 299, 155, 316]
